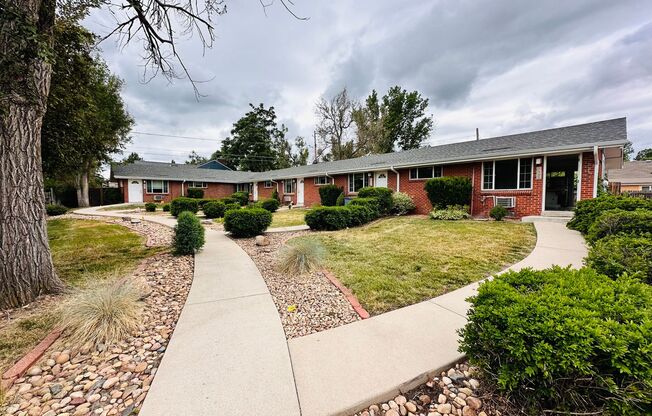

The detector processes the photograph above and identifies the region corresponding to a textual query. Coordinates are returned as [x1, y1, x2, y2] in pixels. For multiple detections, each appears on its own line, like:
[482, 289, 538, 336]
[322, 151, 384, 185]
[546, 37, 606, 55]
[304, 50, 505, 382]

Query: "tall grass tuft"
[60, 278, 144, 346]
[276, 239, 325, 276]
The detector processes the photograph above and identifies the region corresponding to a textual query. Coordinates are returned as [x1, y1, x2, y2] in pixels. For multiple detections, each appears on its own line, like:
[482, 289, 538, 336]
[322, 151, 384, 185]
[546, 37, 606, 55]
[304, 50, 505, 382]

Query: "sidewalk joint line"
[428, 300, 468, 319]
[186, 291, 269, 306]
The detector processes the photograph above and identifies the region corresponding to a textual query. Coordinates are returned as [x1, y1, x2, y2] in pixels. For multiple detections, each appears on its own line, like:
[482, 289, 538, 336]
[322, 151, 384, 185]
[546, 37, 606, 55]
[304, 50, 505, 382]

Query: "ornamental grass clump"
[173, 211, 205, 254]
[277, 239, 325, 276]
[60, 278, 144, 346]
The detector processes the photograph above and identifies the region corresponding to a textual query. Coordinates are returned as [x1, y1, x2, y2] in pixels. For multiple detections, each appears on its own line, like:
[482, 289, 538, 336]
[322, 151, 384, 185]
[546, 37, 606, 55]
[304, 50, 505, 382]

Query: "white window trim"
[348, 172, 370, 193]
[481, 158, 533, 191]
[146, 180, 169, 194]
[284, 180, 295, 194]
[264, 180, 273, 188]
[313, 176, 332, 186]
[188, 181, 207, 188]
[236, 183, 251, 193]
[408, 165, 444, 181]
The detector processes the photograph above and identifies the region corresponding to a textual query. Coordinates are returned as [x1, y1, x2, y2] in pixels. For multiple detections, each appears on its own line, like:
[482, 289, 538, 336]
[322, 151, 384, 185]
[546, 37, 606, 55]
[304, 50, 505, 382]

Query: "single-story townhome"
[112, 118, 627, 218]
[607, 160, 652, 193]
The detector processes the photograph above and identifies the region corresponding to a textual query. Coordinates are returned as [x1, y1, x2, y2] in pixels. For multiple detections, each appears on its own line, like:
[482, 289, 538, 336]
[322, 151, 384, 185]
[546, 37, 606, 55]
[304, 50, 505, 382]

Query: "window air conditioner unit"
[495, 197, 515, 209]
[153, 195, 164, 201]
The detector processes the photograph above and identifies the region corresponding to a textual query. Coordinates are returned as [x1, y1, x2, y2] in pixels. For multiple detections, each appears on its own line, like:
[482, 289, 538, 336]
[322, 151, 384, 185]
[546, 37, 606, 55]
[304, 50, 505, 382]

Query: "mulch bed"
[233, 231, 360, 339]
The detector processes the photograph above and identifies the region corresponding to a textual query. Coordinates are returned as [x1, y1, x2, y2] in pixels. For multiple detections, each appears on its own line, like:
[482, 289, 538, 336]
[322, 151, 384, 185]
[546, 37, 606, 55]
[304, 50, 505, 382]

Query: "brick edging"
[322, 270, 370, 319]
[1, 328, 63, 390]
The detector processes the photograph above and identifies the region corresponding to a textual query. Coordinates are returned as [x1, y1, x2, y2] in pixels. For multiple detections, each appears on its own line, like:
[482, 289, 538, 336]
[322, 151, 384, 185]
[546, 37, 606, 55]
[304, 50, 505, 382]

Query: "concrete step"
[522, 215, 571, 223]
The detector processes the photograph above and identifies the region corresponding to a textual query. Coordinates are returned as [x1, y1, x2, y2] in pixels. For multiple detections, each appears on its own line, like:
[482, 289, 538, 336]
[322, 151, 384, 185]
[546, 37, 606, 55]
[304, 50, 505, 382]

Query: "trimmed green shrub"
[223, 207, 272, 237]
[357, 187, 393, 214]
[424, 176, 472, 209]
[170, 197, 199, 217]
[430, 205, 470, 220]
[348, 197, 380, 218]
[271, 188, 280, 202]
[319, 184, 343, 206]
[460, 267, 652, 414]
[391, 192, 416, 215]
[587, 209, 652, 243]
[258, 198, 280, 212]
[162, 203, 170, 212]
[220, 197, 239, 205]
[586, 235, 652, 283]
[173, 211, 205, 254]
[145, 202, 157, 212]
[197, 198, 218, 209]
[187, 188, 204, 199]
[335, 192, 345, 206]
[203, 201, 226, 219]
[46, 204, 68, 216]
[568, 194, 652, 234]
[347, 205, 374, 226]
[224, 202, 240, 213]
[305, 206, 351, 231]
[490, 205, 508, 221]
[231, 191, 250, 206]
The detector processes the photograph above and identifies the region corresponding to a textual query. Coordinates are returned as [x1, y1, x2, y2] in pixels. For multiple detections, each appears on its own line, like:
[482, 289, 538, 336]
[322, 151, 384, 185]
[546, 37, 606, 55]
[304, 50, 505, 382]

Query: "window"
[348, 172, 370, 193]
[146, 180, 169, 194]
[409, 166, 443, 180]
[236, 183, 251, 193]
[284, 180, 295, 194]
[313, 176, 332, 185]
[264, 180, 273, 188]
[482, 158, 533, 190]
[643, 185, 652, 192]
[188, 181, 207, 188]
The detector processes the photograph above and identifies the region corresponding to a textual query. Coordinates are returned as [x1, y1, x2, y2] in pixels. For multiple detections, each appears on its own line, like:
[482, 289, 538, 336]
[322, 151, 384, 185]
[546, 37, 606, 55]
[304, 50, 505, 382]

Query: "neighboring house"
[112, 118, 627, 218]
[608, 160, 652, 192]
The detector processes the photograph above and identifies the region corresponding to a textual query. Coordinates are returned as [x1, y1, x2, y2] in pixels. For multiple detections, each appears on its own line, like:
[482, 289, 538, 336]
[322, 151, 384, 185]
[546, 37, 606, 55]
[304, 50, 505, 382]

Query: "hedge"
[319, 184, 343, 206]
[46, 204, 68, 216]
[459, 267, 652, 414]
[203, 201, 226, 219]
[567, 194, 652, 234]
[357, 187, 393, 214]
[170, 197, 199, 217]
[173, 211, 205, 255]
[586, 209, 652, 243]
[220, 197, 239, 205]
[347, 205, 374, 226]
[348, 197, 380, 218]
[223, 208, 272, 237]
[145, 202, 157, 212]
[231, 191, 250, 206]
[305, 206, 352, 231]
[257, 198, 280, 212]
[424, 177, 472, 209]
[586, 235, 652, 283]
[187, 188, 204, 199]
[224, 202, 241, 213]
[198, 198, 219, 209]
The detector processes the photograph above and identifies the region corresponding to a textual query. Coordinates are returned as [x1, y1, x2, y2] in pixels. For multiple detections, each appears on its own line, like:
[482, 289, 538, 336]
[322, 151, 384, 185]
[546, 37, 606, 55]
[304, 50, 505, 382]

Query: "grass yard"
[0, 219, 157, 373]
[99, 203, 145, 211]
[270, 208, 307, 228]
[291, 216, 536, 315]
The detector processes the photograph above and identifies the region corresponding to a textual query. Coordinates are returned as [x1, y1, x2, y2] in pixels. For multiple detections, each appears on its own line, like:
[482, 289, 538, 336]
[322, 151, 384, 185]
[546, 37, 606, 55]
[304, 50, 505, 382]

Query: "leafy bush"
[490, 205, 508, 221]
[459, 267, 652, 414]
[46, 204, 68, 216]
[586, 235, 652, 283]
[568, 194, 652, 234]
[197, 198, 218, 209]
[258, 198, 280, 212]
[224, 202, 240, 213]
[271, 188, 280, 202]
[347, 205, 374, 226]
[276, 238, 325, 275]
[231, 191, 250, 206]
[319, 184, 343, 206]
[348, 197, 380, 218]
[173, 211, 205, 254]
[170, 197, 199, 217]
[145, 202, 157, 212]
[224, 208, 272, 237]
[336, 192, 345, 206]
[424, 176, 472, 209]
[587, 209, 652, 243]
[357, 187, 393, 214]
[430, 205, 471, 220]
[187, 188, 204, 199]
[391, 192, 416, 215]
[61, 278, 143, 346]
[203, 201, 226, 219]
[305, 206, 351, 231]
[162, 203, 170, 212]
[220, 197, 239, 205]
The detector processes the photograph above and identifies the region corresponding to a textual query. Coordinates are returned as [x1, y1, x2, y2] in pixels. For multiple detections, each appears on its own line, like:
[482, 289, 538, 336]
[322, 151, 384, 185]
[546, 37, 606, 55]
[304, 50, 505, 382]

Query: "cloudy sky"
[84, 0, 652, 163]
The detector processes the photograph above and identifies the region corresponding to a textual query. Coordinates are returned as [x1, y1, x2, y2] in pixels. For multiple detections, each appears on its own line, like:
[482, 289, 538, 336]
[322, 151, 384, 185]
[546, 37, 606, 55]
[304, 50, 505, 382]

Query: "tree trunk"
[0, 0, 64, 309]
[76, 168, 90, 207]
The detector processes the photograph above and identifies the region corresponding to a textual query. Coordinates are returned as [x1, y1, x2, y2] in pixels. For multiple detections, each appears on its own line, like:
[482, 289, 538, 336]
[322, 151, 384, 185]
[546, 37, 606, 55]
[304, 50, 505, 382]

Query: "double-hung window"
[188, 181, 207, 188]
[284, 180, 295, 194]
[348, 172, 369, 193]
[236, 183, 251, 193]
[313, 176, 331, 185]
[146, 180, 169, 194]
[409, 166, 443, 180]
[264, 180, 273, 188]
[482, 158, 533, 190]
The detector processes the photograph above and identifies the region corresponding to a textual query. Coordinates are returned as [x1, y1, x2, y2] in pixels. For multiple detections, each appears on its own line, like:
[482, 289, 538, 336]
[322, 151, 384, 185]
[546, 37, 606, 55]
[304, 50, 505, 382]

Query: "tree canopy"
[635, 148, 652, 161]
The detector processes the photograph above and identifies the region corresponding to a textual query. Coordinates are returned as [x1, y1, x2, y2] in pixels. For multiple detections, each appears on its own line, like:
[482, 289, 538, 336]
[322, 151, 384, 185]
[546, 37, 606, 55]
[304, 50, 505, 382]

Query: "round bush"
[170, 197, 199, 217]
[568, 194, 652, 234]
[347, 205, 373, 226]
[586, 235, 652, 283]
[198, 198, 218, 209]
[348, 197, 380, 219]
[460, 267, 652, 414]
[203, 201, 226, 219]
[258, 198, 280, 212]
[46, 204, 68, 216]
[490, 205, 507, 221]
[173, 211, 205, 255]
[220, 197, 239, 205]
[187, 188, 204, 199]
[319, 184, 343, 206]
[162, 203, 170, 212]
[145, 202, 157, 212]
[224, 202, 240, 213]
[230, 191, 250, 206]
[223, 208, 272, 237]
[391, 192, 416, 215]
[424, 177, 472, 209]
[587, 208, 652, 243]
[305, 206, 351, 231]
[357, 187, 393, 214]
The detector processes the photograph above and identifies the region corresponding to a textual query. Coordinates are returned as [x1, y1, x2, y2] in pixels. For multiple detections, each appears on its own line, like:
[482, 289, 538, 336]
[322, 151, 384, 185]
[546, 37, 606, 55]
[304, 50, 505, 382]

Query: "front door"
[545, 155, 579, 211]
[296, 178, 304, 206]
[128, 180, 143, 203]
[375, 171, 388, 187]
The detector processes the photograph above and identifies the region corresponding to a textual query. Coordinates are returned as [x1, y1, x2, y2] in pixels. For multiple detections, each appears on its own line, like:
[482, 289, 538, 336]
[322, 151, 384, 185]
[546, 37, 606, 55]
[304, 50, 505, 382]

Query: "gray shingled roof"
[608, 160, 652, 184]
[113, 118, 627, 182]
[112, 161, 256, 182]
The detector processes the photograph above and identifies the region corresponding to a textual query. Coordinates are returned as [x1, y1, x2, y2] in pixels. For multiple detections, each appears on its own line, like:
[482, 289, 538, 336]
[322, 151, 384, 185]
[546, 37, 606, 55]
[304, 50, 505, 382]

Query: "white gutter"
[181, 180, 185, 197]
[389, 166, 400, 192]
[593, 146, 599, 198]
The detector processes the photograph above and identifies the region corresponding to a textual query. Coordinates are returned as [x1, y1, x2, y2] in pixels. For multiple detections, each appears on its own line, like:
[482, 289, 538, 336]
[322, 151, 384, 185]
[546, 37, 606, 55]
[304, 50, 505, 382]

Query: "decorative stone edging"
[322, 269, 370, 319]
[1, 329, 62, 391]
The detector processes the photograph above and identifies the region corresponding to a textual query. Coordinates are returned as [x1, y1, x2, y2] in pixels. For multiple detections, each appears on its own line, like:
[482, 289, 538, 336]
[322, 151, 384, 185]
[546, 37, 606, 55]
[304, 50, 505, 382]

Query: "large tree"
[42, 22, 133, 208]
[186, 150, 208, 165]
[315, 88, 357, 161]
[352, 90, 387, 153]
[635, 148, 652, 161]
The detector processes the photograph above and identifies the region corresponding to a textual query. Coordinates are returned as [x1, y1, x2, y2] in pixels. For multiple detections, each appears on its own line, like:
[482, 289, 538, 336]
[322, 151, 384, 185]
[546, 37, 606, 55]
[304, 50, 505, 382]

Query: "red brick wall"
[138, 180, 236, 203]
[256, 182, 275, 201]
[580, 151, 596, 200]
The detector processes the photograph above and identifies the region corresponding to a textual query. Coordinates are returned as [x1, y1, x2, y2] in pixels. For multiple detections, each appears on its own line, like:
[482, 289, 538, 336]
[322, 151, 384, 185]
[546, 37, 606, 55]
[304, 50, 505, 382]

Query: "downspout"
[181, 180, 185, 197]
[470, 165, 475, 216]
[390, 166, 400, 192]
[593, 146, 599, 198]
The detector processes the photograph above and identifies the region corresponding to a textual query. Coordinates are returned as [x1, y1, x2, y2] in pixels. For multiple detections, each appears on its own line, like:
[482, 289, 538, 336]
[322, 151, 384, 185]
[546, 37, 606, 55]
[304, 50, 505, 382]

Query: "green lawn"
[99, 203, 145, 211]
[270, 208, 307, 228]
[0, 219, 157, 373]
[291, 216, 536, 315]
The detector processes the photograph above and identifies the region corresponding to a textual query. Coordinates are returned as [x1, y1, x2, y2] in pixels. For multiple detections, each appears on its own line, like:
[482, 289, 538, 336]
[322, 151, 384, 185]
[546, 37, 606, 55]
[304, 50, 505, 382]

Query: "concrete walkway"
[287, 221, 588, 416]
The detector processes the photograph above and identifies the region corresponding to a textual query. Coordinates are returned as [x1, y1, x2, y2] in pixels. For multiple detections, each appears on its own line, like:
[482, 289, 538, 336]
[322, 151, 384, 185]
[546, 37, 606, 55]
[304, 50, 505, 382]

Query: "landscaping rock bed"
[234, 231, 360, 338]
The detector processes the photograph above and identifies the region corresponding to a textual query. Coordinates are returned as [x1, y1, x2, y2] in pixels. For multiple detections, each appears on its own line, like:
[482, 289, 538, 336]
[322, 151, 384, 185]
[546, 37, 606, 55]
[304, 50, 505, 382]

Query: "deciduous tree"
[315, 88, 357, 161]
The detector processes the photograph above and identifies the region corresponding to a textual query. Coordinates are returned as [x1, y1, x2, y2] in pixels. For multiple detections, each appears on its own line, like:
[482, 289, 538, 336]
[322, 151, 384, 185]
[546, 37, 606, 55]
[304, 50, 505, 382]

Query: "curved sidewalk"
[287, 221, 588, 416]
[75, 206, 300, 416]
